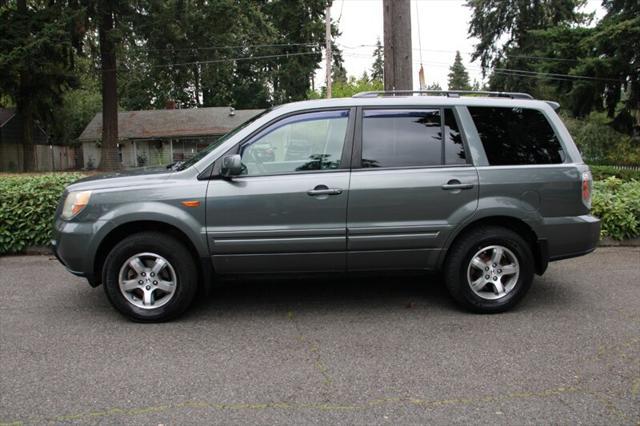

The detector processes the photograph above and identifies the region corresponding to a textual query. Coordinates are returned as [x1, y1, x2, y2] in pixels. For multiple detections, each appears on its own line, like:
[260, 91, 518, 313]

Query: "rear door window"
[362, 109, 442, 168]
[444, 109, 467, 165]
[468, 106, 564, 165]
[361, 108, 468, 168]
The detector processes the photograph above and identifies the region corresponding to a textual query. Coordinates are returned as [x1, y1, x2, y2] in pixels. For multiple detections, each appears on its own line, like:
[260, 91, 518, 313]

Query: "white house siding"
[82, 140, 167, 169]
[82, 141, 101, 169]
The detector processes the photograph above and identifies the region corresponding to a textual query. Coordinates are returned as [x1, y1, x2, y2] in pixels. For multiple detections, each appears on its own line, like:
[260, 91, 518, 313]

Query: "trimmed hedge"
[0, 171, 638, 256]
[0, 174, 85, 255]
[592, 177, 640, 241]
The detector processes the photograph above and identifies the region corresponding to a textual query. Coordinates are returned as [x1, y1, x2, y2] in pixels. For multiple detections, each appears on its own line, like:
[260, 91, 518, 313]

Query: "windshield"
[175, 108, 272, 171]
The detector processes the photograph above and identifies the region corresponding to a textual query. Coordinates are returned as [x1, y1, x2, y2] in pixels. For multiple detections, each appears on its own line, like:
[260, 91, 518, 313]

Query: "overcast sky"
[316, 0, 605, 91]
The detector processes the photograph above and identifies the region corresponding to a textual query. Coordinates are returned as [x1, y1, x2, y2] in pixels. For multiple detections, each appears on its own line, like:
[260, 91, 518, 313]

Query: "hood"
[67, 166, 173, 191]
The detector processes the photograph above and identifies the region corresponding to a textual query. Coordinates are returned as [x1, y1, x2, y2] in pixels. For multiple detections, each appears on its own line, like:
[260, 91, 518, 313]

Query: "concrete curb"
[23, 246, 53, 255]
[598, 237, 640, 247]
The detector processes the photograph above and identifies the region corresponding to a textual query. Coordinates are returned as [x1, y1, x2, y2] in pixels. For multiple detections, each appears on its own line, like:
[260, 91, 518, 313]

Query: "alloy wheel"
[118, 252, 177, 309]
[466, 245, 520, 300]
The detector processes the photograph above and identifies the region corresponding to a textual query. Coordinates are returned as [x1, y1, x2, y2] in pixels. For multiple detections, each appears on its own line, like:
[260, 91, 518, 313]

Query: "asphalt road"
[1, 248, 639, 425]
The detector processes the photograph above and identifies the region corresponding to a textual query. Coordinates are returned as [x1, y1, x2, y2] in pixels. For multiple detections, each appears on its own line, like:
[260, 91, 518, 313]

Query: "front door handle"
[307, 185, 343, 196]
[442, 180, 474, 190]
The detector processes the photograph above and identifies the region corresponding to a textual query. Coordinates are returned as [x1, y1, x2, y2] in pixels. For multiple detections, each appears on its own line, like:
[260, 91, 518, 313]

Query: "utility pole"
[383, 0, 412, 91]
[325, 1, 332, 99]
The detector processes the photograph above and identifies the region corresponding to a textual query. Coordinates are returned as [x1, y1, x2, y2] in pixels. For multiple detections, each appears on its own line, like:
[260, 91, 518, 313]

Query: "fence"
[586, 162, 640, 171]
[0, 143, 77, 172]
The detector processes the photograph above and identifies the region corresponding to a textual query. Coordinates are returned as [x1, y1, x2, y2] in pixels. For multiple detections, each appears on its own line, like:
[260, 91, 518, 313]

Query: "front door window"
[240, 110, 349, 176]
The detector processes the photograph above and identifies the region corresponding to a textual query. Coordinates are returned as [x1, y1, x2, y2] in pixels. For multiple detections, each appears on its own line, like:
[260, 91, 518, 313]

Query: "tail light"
[581, 170, 592, 209]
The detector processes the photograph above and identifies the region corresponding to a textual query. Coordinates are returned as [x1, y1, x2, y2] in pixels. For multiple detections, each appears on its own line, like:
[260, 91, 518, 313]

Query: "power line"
[339, 43, 585, 64]
[501, 54, 580, 63]
[99, 51, 320, 72]
[139, 42, 321, 53]
[336, 0, 345, 24]
[341, 52, 623, 83]
[415, 0, 423, 65]
[492, 66, 620, 82]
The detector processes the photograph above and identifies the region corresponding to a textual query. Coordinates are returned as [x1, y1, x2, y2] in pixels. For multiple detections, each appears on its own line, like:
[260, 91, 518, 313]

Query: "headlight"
[61, 191, 92, 220]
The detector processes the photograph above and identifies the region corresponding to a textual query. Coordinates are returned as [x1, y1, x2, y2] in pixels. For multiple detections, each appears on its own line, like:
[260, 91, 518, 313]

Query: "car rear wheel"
[444, 226, 534, 313]
[103, 232, 198, 322]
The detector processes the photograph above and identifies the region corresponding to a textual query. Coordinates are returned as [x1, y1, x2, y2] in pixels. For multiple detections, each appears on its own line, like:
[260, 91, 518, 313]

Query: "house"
[78, 107, 264, 169]
[0, 108, 76, 172]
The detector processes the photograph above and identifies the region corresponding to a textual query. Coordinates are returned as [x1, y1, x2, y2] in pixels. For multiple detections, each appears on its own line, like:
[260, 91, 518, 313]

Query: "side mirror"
[220, 154, 243, 177]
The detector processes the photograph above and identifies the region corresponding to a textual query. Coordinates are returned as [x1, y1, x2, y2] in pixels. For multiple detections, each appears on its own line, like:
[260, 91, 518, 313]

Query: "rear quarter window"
[468, 106, 565, 165]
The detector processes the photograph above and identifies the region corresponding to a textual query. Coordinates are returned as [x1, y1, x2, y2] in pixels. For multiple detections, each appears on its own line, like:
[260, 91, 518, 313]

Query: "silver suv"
[52, 91, 600, 322]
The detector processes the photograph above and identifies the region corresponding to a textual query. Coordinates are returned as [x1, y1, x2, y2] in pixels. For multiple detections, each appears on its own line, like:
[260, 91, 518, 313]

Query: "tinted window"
[241, 110, 348, 175]
[444, 109, 467, 165]
[177, 109, 271, 170]
[469, 107, 564, 165]
[362, 109, 441, 168]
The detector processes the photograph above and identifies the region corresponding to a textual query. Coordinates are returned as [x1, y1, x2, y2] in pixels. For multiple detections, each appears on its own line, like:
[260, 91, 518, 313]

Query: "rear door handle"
[307, 185, 343, 196]
[442, 180, 474, 190]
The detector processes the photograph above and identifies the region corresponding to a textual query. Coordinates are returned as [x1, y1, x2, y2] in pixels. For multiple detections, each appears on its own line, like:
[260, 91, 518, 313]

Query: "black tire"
[102, 232, 198, 322]
[443, 226, 534, 314]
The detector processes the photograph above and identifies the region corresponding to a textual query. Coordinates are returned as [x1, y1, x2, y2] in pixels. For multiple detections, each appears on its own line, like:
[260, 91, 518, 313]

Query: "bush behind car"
[1, 171, 639, 255]
[0, 173, 84, 254]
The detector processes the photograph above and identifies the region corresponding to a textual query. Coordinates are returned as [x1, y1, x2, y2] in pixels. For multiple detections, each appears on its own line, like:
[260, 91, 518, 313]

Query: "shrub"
[0, 173, 84, 255]
[591, 177, 640, 240]
[0, 171, 638, 256]
[590, 165, 640, 182]
[562, 112, 640, 166]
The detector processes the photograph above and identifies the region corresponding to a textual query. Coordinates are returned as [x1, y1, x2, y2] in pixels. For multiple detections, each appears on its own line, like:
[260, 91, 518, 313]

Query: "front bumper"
[544, 215, 601, 261]
[51, 218, 111, 287]
[50, 239, 99, 286]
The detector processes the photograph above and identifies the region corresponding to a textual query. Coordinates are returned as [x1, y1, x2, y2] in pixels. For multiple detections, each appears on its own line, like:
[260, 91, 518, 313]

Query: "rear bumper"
[542, 215, 601, 262]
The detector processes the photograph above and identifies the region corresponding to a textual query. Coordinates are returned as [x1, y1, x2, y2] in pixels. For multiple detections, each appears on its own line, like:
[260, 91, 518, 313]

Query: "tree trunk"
[98, 1, 120, 171]
[19, 71, 35, 172]
[635, 97, 640, 140]
[193, 63, 201, 107]
[17, 0, 35, 172]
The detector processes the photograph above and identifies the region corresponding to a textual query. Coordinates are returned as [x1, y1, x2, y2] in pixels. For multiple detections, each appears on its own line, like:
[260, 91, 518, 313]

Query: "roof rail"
[352, 90, 534, 100]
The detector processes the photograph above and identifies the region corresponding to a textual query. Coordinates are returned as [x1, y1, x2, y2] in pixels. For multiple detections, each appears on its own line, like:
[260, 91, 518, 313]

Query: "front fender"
[98, 202, 209, 258]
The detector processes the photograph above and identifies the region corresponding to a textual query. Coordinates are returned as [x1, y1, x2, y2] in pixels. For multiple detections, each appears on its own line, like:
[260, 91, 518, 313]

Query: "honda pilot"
[52, 91, 600, 322]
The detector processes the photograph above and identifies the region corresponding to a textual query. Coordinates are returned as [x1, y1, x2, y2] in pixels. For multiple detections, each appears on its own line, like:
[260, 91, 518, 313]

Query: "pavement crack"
[287, 310, 333, 388]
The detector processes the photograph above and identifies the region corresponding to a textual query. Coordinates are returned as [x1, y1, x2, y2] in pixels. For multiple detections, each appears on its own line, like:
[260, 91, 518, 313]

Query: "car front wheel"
[102, 232, 198, 322]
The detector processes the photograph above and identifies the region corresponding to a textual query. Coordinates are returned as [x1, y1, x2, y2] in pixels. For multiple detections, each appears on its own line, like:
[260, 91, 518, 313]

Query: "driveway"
[0, 247, 638, 425]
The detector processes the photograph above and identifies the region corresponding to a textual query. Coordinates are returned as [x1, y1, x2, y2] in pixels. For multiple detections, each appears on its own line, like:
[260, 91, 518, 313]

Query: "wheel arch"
[93, 220, 213, 287]
[441, 215, 548, 275]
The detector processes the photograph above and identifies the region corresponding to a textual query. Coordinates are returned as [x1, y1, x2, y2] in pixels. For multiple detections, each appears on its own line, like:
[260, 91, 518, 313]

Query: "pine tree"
[466, 0, 587, 94]
[332, 44, 348, 85]
[0, 0, 78, 171]
[370, 38, 384, 82]
[447, 51, 471, 91]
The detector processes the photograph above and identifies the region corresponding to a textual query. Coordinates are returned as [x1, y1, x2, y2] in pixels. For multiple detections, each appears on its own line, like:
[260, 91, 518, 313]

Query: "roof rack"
[352, 90, 534, 100]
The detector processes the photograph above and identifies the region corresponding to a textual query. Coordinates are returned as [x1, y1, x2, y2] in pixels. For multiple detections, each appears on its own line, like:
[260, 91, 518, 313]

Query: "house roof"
[0, 108, 16, 127]
[78, 107, 264, 141]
